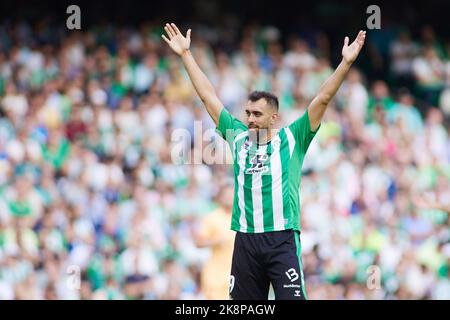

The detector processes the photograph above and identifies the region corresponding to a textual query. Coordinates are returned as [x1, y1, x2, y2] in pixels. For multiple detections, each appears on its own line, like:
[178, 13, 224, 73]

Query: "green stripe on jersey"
[234, 133, 249, 232]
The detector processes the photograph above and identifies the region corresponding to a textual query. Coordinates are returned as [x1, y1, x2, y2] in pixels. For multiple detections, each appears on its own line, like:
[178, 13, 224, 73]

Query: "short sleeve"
[216, 108, 247, 146]
[288, 109, 320, 154]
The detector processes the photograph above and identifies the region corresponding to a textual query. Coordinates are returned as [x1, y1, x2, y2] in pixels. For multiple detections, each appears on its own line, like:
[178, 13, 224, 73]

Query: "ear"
[271, 112, 279, 124]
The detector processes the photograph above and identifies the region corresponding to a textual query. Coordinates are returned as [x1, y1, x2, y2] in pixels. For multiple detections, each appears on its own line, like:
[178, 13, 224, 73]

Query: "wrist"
[181, 48, 191, 57]
[341, 58, 353, 68]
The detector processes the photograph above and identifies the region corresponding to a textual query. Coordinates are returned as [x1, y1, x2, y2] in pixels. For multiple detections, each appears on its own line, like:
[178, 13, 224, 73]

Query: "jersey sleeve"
[215, 107, 247, 146]
[288, 109, 320, 154]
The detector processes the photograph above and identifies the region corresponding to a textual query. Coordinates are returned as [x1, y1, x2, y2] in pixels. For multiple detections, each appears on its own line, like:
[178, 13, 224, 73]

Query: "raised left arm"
[308, 30, 366, 131]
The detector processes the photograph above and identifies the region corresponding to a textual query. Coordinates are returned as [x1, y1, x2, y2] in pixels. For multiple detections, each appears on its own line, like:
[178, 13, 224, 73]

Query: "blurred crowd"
[0, 20, 449, 300]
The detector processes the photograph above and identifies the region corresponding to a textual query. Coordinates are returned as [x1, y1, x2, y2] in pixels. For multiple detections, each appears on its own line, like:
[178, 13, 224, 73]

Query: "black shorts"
[229, 229, 307, 300]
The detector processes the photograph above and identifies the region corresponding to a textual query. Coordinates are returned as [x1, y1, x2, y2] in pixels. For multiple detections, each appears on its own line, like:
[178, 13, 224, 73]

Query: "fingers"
[356, 30, 366, 43]
[186, 29, 191, 40]
[344, 36, 349, 47]
[171, 23, 181, 35]
[164, 26, 173, 39]
[161, 34, 170, 45]
[164, 23, 176, 38]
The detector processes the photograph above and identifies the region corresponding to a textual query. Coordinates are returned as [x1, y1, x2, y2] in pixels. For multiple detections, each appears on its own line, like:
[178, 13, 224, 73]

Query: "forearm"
[308, 31, 365, 130]
[308, 59, 351, 130]
[317, 59, 351, 105]
[181, 50, 214, 96]
[181, 49, 222, 123]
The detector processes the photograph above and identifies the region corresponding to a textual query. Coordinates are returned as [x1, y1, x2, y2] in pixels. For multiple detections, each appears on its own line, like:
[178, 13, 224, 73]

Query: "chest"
[235, 136, 285, 175]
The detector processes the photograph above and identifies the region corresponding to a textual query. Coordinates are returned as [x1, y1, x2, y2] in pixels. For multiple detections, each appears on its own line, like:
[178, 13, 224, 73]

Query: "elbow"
[200, 90, 216, 104]
[318, 93, 332, 105]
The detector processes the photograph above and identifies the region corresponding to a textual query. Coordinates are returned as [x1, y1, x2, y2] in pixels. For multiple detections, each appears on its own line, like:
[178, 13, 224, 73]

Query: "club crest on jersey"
[245, 154, 269, 174]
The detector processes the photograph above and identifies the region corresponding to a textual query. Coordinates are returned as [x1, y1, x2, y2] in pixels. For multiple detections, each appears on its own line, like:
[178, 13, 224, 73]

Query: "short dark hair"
[248, 90, 279, 110]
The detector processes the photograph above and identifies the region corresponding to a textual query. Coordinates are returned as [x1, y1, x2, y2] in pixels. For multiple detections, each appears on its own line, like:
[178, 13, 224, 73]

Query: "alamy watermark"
[170, 122, 274, 169]
[65, 5, 380, 31]
[366, 5, 381, 30]
[66, 5, 81, 30]
[366, 265, 382, 290]
[66, 265, 81, 291]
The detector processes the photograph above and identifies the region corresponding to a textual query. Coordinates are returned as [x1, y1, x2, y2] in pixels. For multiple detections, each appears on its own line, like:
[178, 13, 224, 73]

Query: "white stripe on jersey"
[234, 131, 248, 144]
[251, 144, 267, 233]
[233, 131, 248, 160]
[270, 134, 284, 231]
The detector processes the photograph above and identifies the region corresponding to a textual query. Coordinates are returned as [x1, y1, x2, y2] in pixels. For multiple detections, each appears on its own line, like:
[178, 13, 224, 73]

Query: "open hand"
[162, 23, 191, 56]
[342, 30, 366, 64]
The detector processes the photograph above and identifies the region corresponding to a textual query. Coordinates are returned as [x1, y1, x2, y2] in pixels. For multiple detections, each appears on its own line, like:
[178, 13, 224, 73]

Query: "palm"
[342, 30, 366, 64]
[162, 23, 191, 56]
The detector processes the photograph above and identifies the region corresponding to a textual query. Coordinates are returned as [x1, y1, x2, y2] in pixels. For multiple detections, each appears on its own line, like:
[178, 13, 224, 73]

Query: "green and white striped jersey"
[216, 108, 320, 233]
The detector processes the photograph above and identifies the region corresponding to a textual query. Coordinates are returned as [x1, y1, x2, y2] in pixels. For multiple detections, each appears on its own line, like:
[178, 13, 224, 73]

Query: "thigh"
[266, 230, 307, 300]
[230, 232, 270, 300]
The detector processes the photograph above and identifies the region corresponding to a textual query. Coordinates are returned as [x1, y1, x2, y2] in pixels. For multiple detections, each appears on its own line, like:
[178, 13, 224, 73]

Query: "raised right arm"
[162, 23, 223, 125]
